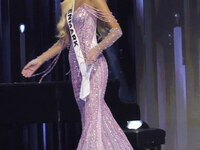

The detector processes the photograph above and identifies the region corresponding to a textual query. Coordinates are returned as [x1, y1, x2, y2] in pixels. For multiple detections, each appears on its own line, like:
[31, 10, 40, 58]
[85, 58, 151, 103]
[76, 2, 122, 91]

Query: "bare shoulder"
[85, 0, 93, 6]
[86, 0, 106, 8]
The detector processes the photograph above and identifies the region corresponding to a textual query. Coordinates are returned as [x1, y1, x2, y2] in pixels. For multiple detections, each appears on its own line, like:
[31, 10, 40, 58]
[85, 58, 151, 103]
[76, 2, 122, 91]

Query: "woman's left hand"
[86, 49, 99, 65]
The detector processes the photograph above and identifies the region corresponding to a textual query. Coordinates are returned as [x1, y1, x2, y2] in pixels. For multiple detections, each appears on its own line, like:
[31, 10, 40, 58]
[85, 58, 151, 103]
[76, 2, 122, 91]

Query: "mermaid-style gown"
[68, 4, 133, 150]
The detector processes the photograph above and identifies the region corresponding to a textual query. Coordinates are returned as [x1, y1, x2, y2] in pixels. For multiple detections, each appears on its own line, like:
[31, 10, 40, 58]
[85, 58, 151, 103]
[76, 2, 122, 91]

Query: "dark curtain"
[0, 0, 137, 149]
[105, 0, 136, 101]
[0, 0, 12, 82]
[0, 0, 69, 83]
[0, 0, 136, 100]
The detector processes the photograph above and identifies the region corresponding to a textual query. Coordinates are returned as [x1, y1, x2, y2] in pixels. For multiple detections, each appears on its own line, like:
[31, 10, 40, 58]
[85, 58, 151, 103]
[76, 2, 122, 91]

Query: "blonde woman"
[21, 0, 133, 149]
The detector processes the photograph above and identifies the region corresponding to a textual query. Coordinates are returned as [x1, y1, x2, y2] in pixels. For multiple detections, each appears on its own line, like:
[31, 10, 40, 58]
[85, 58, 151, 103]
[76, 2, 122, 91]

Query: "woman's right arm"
[21, 34, 70, 78]
[37, 37, 70, 64]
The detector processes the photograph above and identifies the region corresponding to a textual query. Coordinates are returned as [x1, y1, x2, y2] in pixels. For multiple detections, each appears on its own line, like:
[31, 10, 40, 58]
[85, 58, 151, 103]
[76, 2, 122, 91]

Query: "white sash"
[66, 1, 93, 101]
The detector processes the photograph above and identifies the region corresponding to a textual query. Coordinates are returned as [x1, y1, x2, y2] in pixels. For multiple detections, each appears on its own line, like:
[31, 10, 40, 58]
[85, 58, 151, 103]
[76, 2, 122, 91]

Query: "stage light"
[174, 13, 179, 18]
[19, 24, 26, 72]
[174, 13, 180, 26]
[19, 24, 25, 33]
[127, 120, 143, 130]
[43, 123, 47, 150]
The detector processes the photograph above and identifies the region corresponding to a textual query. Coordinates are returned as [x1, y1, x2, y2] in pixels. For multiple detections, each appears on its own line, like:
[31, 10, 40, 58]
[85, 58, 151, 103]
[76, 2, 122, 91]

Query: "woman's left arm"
[86, 0, 122, 65]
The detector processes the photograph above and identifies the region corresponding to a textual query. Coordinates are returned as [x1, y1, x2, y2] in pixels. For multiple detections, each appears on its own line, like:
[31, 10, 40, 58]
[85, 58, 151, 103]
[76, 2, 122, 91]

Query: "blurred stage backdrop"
[1, 0, 200, 150]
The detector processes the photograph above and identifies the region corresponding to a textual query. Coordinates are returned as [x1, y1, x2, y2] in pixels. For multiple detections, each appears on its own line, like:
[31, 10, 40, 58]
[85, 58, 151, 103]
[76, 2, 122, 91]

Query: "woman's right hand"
[21, 58, 43, 78]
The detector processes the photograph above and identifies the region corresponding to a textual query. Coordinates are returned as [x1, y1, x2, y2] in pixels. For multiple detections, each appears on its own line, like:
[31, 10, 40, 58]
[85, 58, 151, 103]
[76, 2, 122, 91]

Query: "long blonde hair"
[56, 0, 108, 41]
[56, 0, 73, 39]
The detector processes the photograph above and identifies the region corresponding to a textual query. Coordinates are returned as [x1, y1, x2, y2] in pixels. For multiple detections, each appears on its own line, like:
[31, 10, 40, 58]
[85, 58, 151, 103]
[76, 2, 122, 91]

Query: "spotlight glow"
[127, 120, 143, 130]
[20, 24, 25, 33]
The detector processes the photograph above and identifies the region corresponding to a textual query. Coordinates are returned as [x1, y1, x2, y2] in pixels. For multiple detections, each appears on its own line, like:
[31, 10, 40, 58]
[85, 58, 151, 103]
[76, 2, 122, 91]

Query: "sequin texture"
[68, 4, 133, 150]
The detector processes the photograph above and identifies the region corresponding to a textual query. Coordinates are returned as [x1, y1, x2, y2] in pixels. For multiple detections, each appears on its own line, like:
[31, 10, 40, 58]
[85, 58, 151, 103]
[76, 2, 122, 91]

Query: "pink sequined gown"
[68, 4, 133, 150]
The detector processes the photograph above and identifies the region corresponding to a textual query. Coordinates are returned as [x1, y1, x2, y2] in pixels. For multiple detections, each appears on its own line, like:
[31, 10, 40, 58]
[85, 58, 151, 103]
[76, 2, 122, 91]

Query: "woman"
[22, 0, 133, 149]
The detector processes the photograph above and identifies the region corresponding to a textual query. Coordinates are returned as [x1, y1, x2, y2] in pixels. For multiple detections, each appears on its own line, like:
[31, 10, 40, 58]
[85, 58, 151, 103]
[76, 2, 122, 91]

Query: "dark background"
[0, 0, 136, 101]
[0, 1, 136, 149]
